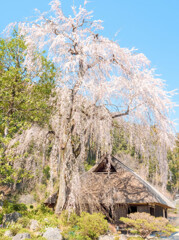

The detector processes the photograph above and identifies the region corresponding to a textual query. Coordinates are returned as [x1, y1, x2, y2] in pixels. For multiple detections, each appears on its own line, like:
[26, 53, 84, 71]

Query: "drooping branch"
[112, 106, 129, 119]
[14, 0, 176, 212]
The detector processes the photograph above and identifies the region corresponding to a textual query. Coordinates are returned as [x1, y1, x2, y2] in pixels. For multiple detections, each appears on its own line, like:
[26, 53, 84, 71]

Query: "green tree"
[0, 30, 55, 139]
[0, 29, 56, 185]
[167, 134, 179, 194]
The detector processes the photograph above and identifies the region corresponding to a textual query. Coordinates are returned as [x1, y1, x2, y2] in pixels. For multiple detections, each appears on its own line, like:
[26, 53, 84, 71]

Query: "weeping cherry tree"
[8, 0, 176, 213]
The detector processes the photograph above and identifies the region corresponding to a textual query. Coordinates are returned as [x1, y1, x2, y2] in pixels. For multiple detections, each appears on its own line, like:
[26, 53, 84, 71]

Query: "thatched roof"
[80, 156, 175, 209]
[44, 191, 58, 205]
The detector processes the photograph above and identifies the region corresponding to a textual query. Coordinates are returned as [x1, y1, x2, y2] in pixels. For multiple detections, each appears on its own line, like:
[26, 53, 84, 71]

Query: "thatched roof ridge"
[80, 156, 175, 209]
[112, 156, 175, 208]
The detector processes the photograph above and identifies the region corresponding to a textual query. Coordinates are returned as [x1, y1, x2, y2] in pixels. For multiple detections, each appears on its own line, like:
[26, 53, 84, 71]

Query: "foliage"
[167, 134, 179, 193]
[42, 166, 50, 182]
[2, 200, 27, 214]
[59, 210, 79, 228]
[112, 125, 130, 155]
[17, 216, 30, 228]
[60, 211, 108, 240]
[15, 0, 176, 212]
[0, 29, 56, 186]
[9, 223, 23, 236]
[0, 213, 3, 225]
[0, 232, 11, 240]
[31, 184, 49, 202]
[120, 212, 175, 239]
[0, 201, 28, 224]
[0, 152, 15, 184]
[0, 29, 55, 138]
[24, 204, 60, 230]
[77, 212, 108, 240]
[37, 203, 53, 215]
[112, 123, 179, 191]
[0, 202, 64, 238]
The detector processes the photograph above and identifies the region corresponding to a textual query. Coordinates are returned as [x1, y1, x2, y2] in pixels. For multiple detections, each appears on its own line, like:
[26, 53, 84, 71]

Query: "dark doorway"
[128, 206, 137, 214]
[165, 209, 167, 218]
[150, 207, 155, 216]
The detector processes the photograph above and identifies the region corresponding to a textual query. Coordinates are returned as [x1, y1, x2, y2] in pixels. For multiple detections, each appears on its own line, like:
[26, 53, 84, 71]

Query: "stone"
[118, 234, 127, 240]
[4, 230, 12, 237]
[29, 219, 39, 231]
[3, 212, 22, 225]
[98, 235, 115, 240]
[13, 232, 31, 240]
[18, 194, 36, 205]
[43, 227, 62, 240]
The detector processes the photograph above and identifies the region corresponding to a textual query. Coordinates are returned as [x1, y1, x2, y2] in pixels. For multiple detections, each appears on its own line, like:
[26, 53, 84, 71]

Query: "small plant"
[17, 217, 30, 228]
[120, 212, 175, 239]
[9, 223, 23, 236]
[60, 211, 108, 240]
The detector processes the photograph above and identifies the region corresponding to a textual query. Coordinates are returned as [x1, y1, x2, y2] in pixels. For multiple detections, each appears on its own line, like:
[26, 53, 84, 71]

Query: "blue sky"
[0, 0, 179, 131]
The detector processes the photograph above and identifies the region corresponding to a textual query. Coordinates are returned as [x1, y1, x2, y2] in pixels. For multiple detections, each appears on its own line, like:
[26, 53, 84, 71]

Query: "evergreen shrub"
[120, 212, 175, 239]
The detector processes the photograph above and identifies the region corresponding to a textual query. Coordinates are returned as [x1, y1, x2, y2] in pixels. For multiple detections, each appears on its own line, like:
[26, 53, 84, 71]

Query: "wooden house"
[79, 156, 175, 223]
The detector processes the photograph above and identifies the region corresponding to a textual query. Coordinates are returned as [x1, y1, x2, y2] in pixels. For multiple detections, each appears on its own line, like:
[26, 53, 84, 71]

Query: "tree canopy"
[0, 30, 56, 185]
[4, 0, 176, 212]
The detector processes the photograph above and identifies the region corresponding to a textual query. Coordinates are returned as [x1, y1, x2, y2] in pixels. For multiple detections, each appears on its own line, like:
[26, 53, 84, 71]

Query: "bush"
[60, 211, 108, 240]
[2, 201, 27, 214]
[120, 212, 175, 239]
[77, 212, 108, 240]
[12, 203, 27, 212]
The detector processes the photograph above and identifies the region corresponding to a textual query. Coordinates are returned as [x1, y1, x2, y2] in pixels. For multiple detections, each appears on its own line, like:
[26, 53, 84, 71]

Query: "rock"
[118, 234, 127, 240]
[18, 194, 36, 205]
[98, 235, 115, 240]
[3, 212, 22, 225]
[43, 227, 62, 240]
[4, 230, 12, 237]
[29, 219, 39, 231]
[13, 232, 31, 240]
